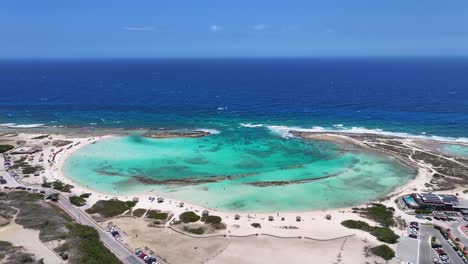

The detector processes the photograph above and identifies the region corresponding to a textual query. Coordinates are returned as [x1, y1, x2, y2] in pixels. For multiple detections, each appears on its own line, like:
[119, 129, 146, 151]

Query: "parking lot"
[420, 225, 466, 264]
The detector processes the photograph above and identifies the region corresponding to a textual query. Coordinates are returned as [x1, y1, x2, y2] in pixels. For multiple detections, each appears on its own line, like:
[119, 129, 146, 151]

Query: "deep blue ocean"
[1, 58, 468, 139]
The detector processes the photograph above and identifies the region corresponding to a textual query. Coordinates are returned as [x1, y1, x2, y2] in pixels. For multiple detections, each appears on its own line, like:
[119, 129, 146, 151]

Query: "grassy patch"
[132, 208, 147, 217]
[463, 189, 468, 194]
[0, 145, 14, 153]
[179, 211, 200, 223]
[146, 210, 168, 220]
[352, 203, 395, 227]
[370, 244, 395, 260]
[341, 220, 399, 244]
[67, 223, 122, 264]
[183, 226, 205, 235]
[85, 200, 137, 218]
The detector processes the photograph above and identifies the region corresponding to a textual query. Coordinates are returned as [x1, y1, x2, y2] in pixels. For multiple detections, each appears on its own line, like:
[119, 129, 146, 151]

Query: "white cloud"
[123, 26, 155, 31]
[252, 24, 269, 31]
[209, 25, 221, 32]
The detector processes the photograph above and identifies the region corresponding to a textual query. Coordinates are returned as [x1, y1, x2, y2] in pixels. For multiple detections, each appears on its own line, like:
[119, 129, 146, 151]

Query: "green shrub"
[415, 209, 432, 215]
[201, 215, 222, 224]
[341, 220, 399, 244]
[32, 135, 49, 140]
[146, 210, 168, 220]
[370, 244, 395, 260]
[85, 200, 136, 218]
[80, 193, 91, 198]
[51, 181, 74, 193]
[179, 211, 200, 223]
[0, 145, 14, 153]
[69, 195, 86, 206]
[183, 226, 204, 235]
[251, 223, 261, 228]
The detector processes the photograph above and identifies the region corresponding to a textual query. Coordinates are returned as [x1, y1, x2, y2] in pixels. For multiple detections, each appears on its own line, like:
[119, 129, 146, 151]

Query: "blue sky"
[1, 0, 468, 58]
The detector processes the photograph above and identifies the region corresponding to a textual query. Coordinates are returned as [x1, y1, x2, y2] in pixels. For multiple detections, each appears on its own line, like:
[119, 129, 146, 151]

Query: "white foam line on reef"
[0, 123, 45, 128]
[266, 125, 468, 143]
[196, 128, 220, 134]
[239, 123, 264, 128]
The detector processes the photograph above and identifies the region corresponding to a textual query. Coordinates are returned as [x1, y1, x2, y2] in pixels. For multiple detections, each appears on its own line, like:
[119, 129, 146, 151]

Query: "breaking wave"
[196, 128, 220, 135]
[239, 123, 264, 128]
[0, 123, 45, 128]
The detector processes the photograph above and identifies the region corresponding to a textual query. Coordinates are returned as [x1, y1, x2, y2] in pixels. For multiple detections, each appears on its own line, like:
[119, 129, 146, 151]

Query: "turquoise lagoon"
[64, 128, 416, 212]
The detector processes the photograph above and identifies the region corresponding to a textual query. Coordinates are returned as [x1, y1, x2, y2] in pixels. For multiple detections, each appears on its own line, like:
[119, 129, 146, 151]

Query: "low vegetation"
[85, 199, 137, 218]
[201, 215, 222, 224]
[67, 223, 122, 264]
[201, 215, 225, 230]
[251, 223, 261, 228]
[52, 140, 73, 147]
[183, 226, 205, 235]
[0, 191, 122, 263]
[42, 180, 74, 193]
[352, 203, 395, 227]
[10, 156, 43, 175]
[69, 195, 87, 207]
[341, 220, 399, 244]
[370, 244, 395, 260]
[146, 210, 169, 220]
[0, 240, 43, 264]
[0, 144, 14, 153]
[415, 208, 433, 215]
[32, 135, 49, 140]
[132, 208, 147, 217]
[179, 211, 200, 223]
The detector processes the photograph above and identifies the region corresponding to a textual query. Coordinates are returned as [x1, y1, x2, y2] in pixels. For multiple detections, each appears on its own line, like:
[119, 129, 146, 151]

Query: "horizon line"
[1, 55, 468, 61]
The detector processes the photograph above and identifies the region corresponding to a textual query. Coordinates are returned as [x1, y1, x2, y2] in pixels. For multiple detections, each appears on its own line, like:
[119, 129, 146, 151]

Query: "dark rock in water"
[245, 172, 342, 187]
[142, 130, 210, 139]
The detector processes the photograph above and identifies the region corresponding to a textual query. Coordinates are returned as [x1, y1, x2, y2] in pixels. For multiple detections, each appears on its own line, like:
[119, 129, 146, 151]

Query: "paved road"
[1, 155, 142, 264]
[420, 224, 465, 264]
[419, 225, 432, 264]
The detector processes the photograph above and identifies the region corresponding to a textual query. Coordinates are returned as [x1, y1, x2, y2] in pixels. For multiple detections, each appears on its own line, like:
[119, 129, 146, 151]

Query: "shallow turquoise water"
[441, 144, 468, 158]
[64, 128, 416, 212]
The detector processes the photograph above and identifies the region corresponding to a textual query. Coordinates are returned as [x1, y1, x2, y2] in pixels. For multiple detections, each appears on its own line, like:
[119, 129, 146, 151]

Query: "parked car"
[409, 234, 418, 239]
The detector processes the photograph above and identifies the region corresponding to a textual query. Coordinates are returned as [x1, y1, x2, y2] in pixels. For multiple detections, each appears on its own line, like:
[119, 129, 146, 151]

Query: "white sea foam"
[239, 123, 264, 128]
[0, 123, 16, 127]
[0, 123, 45, 128]
[266, 125, 468, 143]
[196, 128, 221, 135]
